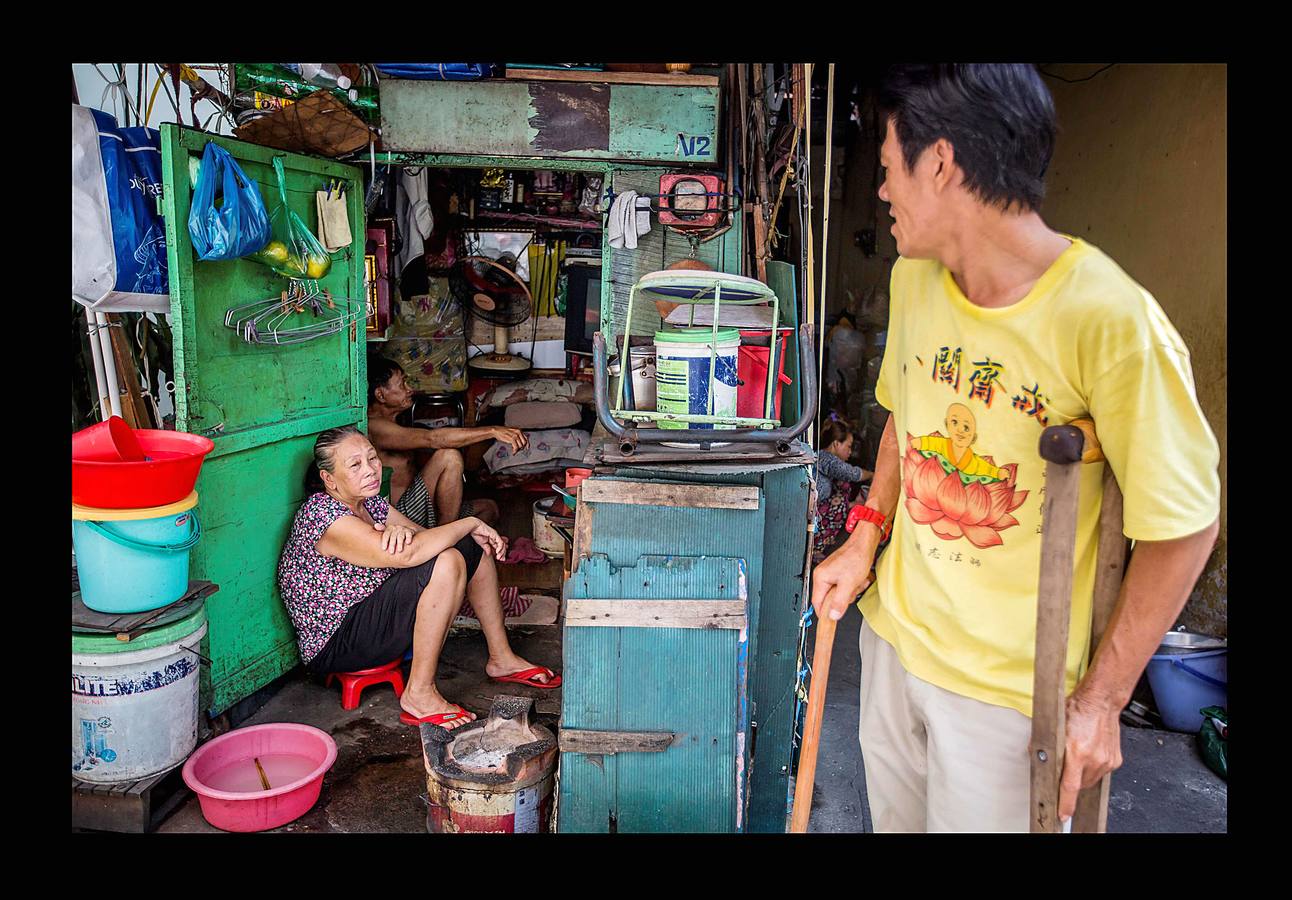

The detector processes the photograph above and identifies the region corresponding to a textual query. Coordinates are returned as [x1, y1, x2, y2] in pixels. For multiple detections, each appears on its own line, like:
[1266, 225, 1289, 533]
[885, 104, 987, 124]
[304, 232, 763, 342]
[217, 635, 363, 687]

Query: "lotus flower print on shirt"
[902, 403, 1028, 549]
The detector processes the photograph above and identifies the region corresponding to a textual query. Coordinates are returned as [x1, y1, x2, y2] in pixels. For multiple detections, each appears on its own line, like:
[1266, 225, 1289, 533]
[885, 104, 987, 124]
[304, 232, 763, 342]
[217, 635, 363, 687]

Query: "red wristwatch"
[846, 504, 891, 541]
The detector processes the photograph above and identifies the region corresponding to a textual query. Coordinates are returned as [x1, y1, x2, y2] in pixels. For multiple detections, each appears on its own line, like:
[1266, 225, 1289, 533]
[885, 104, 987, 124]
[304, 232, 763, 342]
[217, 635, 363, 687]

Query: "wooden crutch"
[1030, 418, 1128, 833]
[790, 608, 837, 833]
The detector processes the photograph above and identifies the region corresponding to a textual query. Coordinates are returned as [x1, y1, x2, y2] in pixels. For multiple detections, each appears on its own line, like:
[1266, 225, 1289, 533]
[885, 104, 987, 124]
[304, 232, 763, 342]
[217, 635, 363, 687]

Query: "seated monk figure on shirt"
[910, 402, 1004, 480]
[367, 356, 527, 529]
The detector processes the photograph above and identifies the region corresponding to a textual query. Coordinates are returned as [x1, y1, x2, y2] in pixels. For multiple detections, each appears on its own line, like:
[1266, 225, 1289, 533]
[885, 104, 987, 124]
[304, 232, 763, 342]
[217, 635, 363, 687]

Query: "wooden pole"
[1030, 418, 1117, 833]
[817, 65, 835, 416]
[1071, 467, 1126, 833]
[790, 613, 837, 832]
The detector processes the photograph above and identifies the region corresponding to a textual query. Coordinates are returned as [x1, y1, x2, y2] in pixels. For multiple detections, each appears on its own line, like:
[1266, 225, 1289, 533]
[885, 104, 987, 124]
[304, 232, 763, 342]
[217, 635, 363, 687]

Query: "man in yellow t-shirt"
[811, 64, 1220, 833]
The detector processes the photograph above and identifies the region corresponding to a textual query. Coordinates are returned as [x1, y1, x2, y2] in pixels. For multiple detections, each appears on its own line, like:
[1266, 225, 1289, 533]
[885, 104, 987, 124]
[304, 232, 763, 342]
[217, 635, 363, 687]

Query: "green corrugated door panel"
[560, 555, 749, 833]
[598, 464, 814, 833]
[766, 260, 802, 426]
[579, 475, 765, 665]
[160, 126, 367, 714]
[746, 465, 813, 832]
[379, 79, 719, 165]
[602, 168, 744, 354]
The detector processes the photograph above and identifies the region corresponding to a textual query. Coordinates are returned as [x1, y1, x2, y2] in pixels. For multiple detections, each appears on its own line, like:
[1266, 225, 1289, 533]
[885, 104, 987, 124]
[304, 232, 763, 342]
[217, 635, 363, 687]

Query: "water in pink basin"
[203, 754, 319, 793]
[182, 723, 337, 832]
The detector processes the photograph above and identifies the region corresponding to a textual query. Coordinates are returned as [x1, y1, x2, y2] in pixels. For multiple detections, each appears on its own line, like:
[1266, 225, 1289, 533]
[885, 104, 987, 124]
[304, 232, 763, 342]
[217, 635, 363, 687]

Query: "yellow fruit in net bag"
[306, 254, 331, 279]
[260, 240, 289, 264]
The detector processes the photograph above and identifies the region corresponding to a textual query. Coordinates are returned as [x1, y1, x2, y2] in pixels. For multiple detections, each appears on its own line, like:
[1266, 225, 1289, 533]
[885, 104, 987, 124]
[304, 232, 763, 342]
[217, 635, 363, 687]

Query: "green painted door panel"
[159, 126, 367, 714]
[560, 555, 750, 833]
[379, 78, 719, 166]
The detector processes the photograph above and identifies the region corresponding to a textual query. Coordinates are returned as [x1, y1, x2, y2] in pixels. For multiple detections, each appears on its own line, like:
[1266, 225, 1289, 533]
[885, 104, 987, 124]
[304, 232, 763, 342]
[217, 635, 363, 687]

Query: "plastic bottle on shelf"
[280, 63, 352, 91]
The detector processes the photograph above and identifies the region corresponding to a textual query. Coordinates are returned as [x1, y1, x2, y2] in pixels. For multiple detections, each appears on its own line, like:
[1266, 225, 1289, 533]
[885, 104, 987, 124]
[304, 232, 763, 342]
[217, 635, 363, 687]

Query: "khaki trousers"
[858, 618, 1057, 833]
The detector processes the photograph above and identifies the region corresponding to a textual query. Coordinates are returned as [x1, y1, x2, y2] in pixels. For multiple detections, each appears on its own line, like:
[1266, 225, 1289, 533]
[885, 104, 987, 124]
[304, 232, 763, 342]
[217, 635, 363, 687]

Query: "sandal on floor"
[490, 666, 562, 689]
[399, 706, 474, 728]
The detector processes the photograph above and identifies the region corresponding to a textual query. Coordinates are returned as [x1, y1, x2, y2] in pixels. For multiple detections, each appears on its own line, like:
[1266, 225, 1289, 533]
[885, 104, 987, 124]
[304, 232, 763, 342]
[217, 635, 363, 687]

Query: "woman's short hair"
[878, 64, 1057, 213]
[304, 425, 364, 493]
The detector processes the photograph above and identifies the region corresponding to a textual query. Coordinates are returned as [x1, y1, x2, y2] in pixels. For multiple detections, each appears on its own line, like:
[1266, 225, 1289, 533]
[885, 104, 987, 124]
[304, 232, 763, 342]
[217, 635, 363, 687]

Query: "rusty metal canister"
[421, 695, 558, 833]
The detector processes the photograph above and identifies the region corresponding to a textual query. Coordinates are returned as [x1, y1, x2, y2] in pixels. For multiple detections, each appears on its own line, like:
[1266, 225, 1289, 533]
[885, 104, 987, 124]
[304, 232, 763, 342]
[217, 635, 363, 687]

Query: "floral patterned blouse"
[277, 491, 394, 665]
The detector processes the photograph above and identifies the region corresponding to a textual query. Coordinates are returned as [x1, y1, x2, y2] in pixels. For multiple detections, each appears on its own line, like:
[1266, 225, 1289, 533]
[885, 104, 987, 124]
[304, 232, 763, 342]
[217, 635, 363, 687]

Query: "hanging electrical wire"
[1039, 63, 1116, 84]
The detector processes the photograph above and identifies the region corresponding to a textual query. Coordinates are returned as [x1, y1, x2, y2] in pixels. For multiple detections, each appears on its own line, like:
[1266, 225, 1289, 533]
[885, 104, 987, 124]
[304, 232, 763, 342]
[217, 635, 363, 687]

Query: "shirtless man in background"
[366, 355, 527, 528]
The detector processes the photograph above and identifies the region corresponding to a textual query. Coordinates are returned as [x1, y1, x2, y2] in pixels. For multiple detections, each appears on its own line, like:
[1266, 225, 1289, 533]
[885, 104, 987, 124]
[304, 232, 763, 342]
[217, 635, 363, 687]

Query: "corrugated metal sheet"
[561, 553, 750, 833]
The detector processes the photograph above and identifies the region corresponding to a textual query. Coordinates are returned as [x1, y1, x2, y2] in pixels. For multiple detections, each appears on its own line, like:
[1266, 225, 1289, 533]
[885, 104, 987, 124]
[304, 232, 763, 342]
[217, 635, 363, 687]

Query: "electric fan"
[450, 255, 534, 375]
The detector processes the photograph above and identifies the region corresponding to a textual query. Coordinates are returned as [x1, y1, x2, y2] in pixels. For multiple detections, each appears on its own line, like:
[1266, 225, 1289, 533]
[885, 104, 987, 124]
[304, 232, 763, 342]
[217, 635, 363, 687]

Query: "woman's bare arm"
[317, 516, 479, 569]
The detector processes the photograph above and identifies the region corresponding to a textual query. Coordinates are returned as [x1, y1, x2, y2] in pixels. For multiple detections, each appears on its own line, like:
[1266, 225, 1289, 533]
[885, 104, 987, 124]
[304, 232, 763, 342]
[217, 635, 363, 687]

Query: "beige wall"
[1043, 63, 1227, 635]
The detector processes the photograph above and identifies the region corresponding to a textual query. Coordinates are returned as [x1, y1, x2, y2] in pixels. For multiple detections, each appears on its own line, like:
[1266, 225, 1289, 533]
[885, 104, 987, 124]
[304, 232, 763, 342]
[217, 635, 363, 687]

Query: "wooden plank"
[571, 484, 594, 574]
[105, 313, 152, 429]
[1072, 470, 1127, 834]
[497, 558, 563, 591]
[580, 480, 760, 510]
[506, 68, 719, 87]
[1028, 460, 1082, 833]
[566, 599, 746, 630]
[559, 729, 679, 755]
[72, 766, 190, 833]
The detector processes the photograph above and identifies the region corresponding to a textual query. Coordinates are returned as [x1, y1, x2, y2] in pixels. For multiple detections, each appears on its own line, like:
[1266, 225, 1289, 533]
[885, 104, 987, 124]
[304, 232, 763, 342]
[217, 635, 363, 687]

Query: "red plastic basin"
[72, 428, 215, 509]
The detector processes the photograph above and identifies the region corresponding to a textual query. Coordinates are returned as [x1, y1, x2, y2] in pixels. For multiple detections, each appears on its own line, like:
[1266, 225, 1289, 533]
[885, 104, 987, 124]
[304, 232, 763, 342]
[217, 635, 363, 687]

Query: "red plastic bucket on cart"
[565, 468, 592, 491]
[737, 329, 793, 421]
[72, 428, 215, 509]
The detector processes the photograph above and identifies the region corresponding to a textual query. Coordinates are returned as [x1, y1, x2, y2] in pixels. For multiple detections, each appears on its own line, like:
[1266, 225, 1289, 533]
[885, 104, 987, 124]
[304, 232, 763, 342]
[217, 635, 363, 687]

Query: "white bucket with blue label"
[653, 328, 740, 431]
[71, 603, 207, 783]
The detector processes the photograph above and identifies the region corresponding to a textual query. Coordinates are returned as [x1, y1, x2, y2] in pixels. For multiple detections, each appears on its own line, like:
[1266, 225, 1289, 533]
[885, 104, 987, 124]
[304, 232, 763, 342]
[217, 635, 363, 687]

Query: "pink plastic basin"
[182, 723, 337, 832]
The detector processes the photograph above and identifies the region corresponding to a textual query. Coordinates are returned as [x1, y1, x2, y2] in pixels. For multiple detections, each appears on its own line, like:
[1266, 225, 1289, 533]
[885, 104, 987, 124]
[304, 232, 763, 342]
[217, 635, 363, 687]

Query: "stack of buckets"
[71, 417, 214, 784]
[650, 327, 794, 430]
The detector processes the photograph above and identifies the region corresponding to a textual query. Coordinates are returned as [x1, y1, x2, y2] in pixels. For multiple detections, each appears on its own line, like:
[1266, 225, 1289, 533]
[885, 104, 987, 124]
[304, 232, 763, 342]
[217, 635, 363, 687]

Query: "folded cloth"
[485, 428, 590, 474]
[481, 378, 593, 409]
[607, 190, 652, 250]
[505, 537, 549, 565]
[316, 188, 352, 251]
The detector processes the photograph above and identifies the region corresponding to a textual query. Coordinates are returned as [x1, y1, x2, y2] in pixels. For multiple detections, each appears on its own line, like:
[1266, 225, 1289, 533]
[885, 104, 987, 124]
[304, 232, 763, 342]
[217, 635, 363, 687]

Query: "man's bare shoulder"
[366, 412, 404, 446]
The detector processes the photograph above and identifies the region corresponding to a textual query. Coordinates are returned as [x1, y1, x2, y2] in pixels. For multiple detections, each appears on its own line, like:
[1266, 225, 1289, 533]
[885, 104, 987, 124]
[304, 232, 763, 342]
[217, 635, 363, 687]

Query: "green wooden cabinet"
[159, 126, 367, 715]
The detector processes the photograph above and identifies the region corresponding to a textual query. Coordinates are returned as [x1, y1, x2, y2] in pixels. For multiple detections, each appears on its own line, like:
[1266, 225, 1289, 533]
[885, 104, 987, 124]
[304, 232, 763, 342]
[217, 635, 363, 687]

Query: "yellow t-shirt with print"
[858, 237, 1220, 717]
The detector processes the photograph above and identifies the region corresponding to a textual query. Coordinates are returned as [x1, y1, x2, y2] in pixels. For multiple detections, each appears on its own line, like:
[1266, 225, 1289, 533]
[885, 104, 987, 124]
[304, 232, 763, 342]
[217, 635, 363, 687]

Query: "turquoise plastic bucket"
[72, 492, 202, 614]
[1145, 647, 1227, 733]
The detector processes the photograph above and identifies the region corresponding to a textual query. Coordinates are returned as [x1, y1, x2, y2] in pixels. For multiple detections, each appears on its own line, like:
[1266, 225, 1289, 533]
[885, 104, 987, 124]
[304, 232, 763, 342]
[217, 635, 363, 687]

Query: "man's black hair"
[878, 64, 1057, 213]
[367, 354, 404, 404]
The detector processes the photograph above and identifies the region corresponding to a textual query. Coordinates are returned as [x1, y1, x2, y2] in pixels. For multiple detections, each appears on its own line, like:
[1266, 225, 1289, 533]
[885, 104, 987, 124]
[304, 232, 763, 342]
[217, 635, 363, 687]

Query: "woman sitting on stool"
[278, 426, 560, 733]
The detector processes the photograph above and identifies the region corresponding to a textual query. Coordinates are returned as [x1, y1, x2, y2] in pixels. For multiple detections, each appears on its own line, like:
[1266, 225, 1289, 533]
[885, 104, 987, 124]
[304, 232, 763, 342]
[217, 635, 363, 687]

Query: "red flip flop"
[490, 666, 562, 689]
[399, 706, 474, 728]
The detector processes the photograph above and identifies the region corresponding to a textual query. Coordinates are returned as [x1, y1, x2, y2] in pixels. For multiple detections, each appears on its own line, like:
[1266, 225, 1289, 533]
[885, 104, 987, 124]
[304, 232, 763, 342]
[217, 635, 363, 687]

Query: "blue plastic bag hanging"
[187, 141, 272, 261]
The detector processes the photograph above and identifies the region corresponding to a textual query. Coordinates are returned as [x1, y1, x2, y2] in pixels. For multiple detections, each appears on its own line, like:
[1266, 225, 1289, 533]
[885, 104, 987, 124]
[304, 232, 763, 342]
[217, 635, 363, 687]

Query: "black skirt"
[308, 535, 484, 674]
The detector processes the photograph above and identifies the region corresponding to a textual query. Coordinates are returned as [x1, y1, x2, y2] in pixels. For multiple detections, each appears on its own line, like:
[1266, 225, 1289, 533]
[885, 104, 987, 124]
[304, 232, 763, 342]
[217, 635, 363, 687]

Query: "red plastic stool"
[325, 660, 406, 710]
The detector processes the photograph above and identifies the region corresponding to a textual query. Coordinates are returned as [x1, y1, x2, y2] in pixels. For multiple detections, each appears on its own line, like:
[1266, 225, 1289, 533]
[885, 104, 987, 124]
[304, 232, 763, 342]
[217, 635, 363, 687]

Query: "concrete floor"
[805, 604, 1227, 833]
[157, 570, 1224, 833]
[159, 622, 563, 834]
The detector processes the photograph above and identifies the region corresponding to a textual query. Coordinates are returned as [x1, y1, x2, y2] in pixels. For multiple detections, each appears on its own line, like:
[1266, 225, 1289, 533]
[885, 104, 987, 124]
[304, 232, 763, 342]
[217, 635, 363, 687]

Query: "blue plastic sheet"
[187, 142, 271, 261]
[373, 63, 497, 81]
